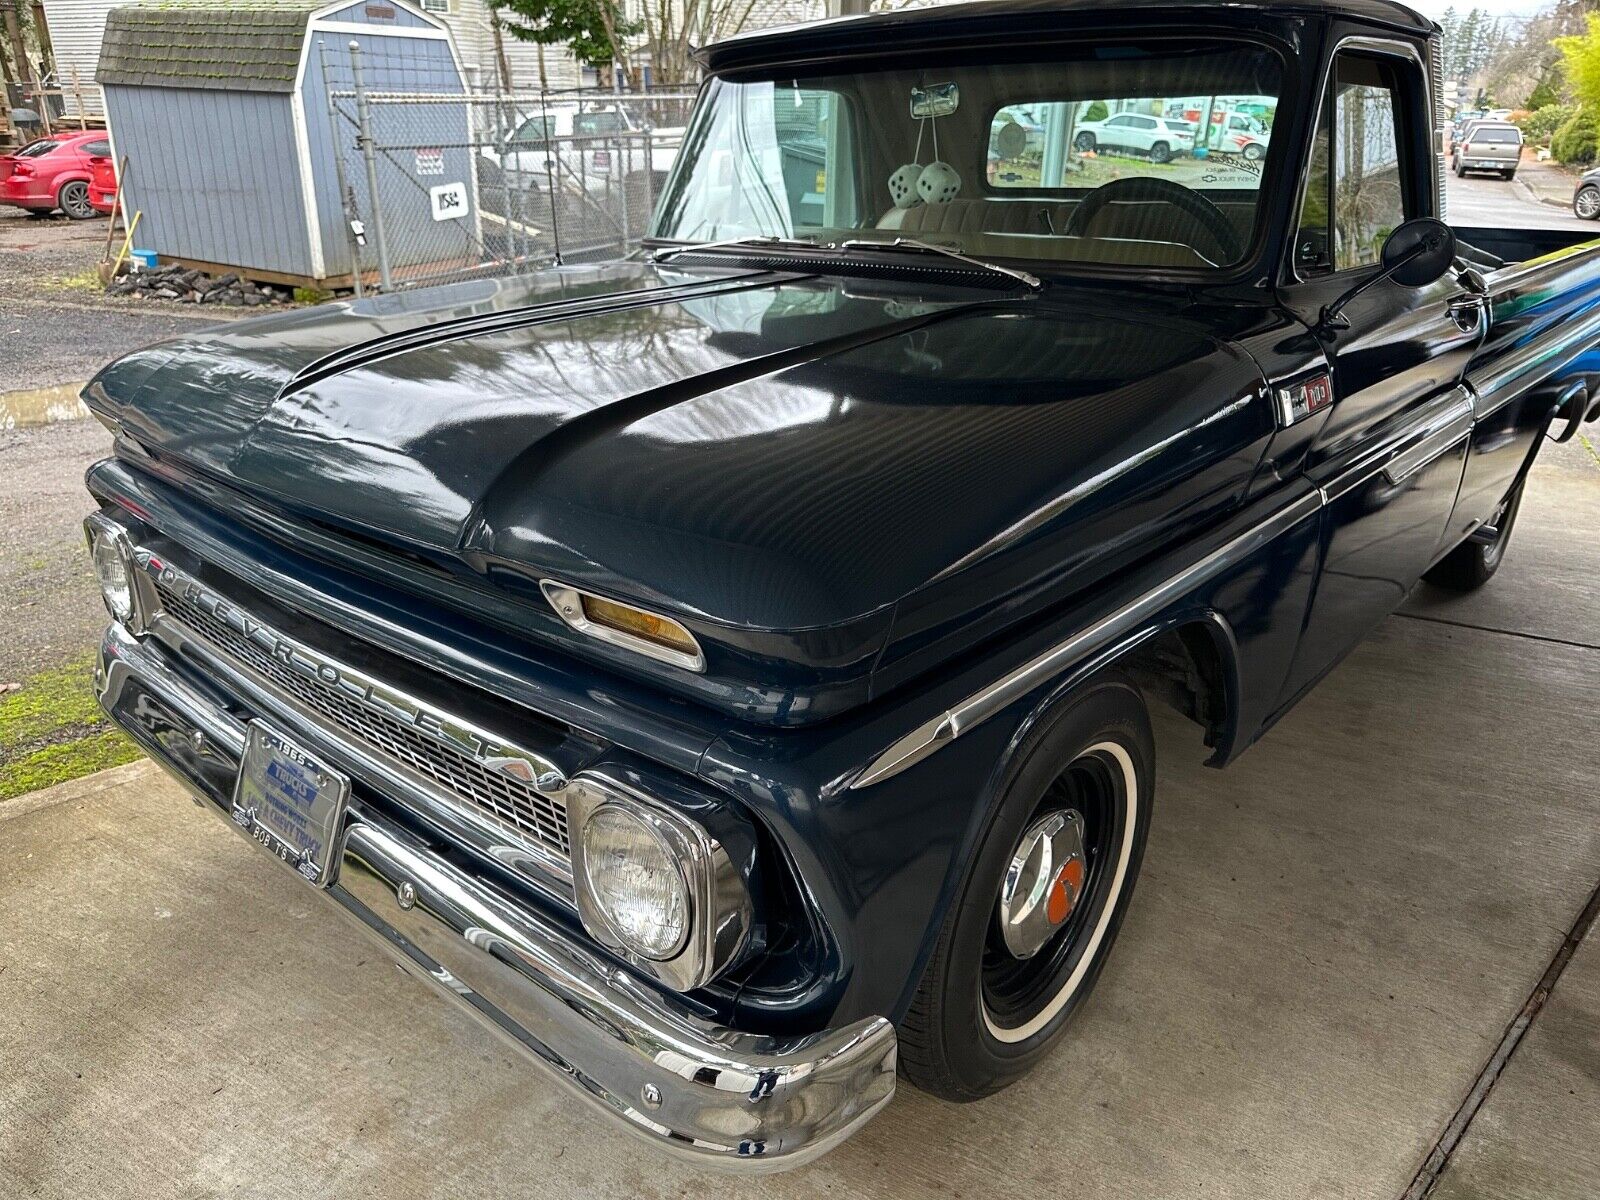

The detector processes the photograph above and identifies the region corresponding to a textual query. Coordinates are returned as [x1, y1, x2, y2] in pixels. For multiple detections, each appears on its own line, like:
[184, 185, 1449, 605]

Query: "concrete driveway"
[2, 435, 1597, 1199]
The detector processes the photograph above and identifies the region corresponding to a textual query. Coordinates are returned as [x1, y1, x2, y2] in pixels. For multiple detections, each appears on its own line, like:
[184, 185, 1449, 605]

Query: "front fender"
[700, 486, 1319, 1031]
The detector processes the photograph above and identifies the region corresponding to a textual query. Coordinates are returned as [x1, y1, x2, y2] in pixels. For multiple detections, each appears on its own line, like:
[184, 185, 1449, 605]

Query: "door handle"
[1447, 293, 1487, 332]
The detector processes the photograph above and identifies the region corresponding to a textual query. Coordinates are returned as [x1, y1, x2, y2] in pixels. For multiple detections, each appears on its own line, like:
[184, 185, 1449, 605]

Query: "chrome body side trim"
[95, 622, 897, 1171]
[852, 488, 1325, 789]
[1381, 402, 1474, 486]
[855, 379, 1483, 790]
[1467, 302, 1600, 419]
[1315, 388, 1474, 503]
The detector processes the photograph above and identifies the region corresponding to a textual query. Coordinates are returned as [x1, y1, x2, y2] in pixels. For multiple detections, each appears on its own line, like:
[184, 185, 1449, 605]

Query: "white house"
[39, 0, 110, 119]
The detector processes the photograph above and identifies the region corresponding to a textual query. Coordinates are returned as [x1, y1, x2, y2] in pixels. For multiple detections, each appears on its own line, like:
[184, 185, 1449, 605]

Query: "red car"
[89, 153, 118, 215]
[0, 129, 112, 219]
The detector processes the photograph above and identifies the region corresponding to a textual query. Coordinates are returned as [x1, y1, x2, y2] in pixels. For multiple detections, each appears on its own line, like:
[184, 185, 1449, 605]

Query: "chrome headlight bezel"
[83, 512, 152, 635]
[567, 773, 752, 992]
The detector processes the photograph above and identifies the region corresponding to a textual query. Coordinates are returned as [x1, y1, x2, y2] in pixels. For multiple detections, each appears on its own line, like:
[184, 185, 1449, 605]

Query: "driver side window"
[1297, 54, 1415, 275]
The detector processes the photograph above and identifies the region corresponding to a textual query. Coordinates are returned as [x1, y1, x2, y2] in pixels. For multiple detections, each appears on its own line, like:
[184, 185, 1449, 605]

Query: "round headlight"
[580, 805, 690, 960]
[91, 533, 134, 624]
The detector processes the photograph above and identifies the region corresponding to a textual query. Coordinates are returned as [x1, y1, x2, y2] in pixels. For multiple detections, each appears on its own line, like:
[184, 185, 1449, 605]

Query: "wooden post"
[27, 62, 52, 136]
[69, 63, 86, 129]
[101, 154, 128, 261]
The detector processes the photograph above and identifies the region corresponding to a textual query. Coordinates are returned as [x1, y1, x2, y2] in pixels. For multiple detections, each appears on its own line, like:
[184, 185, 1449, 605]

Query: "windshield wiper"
[649, 235, 828, 262]
[840, 237, 1042, 291]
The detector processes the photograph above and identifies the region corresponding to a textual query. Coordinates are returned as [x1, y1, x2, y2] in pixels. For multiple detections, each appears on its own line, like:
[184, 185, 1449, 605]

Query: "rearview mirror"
[911, 83, 959, 119]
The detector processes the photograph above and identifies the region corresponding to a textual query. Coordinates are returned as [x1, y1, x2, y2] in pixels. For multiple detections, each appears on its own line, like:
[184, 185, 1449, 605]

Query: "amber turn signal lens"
[580, 595, 699, 655]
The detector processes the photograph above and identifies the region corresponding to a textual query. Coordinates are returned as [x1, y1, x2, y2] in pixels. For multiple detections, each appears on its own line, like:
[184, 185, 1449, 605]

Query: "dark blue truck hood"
[87, 261, 1273, 724]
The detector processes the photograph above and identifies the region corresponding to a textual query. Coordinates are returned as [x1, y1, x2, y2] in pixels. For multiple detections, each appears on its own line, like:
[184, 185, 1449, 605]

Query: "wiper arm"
[840, 237, 1042, 290]
[649, 235, 826, 262]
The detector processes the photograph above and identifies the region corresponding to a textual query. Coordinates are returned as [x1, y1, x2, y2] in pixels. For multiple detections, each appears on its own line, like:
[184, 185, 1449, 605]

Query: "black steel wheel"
[57, 180, 96, 220]
[897, 676, 1153, 1102]
[1425, 480, 1524, 592]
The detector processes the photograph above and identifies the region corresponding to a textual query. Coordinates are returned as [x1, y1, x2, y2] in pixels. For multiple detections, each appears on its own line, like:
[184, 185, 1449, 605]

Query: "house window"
[420, 0, 452, 13]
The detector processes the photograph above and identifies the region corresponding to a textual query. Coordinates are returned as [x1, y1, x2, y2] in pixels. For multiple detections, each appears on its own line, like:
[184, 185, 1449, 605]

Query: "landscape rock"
[106, 264, 298, 308]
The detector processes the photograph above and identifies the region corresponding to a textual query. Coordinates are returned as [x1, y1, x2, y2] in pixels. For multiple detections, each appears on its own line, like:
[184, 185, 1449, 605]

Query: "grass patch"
[42, 268, 105, 294]
[0, 652, 141, 802]
[0, 730, 139, 800]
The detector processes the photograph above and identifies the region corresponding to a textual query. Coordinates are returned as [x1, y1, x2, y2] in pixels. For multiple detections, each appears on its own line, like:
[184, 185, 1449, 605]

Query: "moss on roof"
[97, 2, 326, 94]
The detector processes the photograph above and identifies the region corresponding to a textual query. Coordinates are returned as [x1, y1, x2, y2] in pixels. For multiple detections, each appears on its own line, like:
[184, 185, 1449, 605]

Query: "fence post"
[69, 65, 86, 129]
[542, 83, 563, 265]
[349, 40, 393, 292]
[319, 40, 364, 298]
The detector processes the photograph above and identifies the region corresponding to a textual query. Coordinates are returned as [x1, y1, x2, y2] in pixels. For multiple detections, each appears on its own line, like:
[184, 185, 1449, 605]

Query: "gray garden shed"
[96, 0, 474, 286]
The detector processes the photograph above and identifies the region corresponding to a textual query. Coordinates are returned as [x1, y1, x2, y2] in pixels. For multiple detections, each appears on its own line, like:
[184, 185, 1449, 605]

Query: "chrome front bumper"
[95, 621, 896, 1171]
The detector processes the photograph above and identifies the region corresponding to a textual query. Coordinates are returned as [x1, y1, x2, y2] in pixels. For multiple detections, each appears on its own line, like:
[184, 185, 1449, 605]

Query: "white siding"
[40, 0, 115, 119]
[431, 0, 826, 95]
[431, 0, 583, 92]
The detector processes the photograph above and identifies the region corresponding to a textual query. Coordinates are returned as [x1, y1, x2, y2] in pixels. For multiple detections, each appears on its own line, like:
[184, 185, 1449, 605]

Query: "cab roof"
[700, 0, 1433, 71]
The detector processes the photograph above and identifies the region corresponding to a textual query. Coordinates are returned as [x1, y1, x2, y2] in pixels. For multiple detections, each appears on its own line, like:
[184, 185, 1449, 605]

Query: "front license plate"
[231, 722, 350, 887]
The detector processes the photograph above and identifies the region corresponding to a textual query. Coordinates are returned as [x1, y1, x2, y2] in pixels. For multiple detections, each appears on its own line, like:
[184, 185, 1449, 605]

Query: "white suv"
[1073, 113, 1195, 163]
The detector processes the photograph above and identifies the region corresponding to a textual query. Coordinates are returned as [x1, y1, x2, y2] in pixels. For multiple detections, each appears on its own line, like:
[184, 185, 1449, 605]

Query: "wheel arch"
[889, 608, 1239, 1022]
[1000, 608, 1241, 772]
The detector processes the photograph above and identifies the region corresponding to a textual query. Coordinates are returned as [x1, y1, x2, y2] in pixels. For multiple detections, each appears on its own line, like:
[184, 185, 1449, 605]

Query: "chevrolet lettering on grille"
[144, 560, 572, 816]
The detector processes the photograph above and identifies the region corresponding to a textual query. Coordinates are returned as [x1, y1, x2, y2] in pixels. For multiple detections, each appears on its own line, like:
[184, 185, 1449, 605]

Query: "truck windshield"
[653, 41, 1283, 272]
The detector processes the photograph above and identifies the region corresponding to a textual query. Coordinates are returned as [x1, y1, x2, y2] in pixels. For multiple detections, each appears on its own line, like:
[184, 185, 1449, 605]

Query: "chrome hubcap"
[998, 809, 1088, 959]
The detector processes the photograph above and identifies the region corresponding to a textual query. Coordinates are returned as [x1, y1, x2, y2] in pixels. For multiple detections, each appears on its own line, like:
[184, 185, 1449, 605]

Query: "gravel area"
[0, 208, 233, 389]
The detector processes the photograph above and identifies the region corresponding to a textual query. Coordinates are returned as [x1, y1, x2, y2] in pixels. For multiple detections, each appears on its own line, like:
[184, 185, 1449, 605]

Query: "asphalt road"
[1445, 161, 1587, 231]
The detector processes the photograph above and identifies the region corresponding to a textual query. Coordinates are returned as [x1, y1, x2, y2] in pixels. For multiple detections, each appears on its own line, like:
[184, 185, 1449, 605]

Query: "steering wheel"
[1064, 177, 1243, 266]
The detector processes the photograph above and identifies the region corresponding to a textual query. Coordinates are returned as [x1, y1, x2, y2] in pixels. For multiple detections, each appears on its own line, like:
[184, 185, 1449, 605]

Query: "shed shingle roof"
[97, 2, 325, 94]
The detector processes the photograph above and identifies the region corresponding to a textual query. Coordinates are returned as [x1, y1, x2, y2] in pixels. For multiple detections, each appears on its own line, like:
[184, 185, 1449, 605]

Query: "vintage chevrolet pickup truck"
[81, 0, 1600, 1170]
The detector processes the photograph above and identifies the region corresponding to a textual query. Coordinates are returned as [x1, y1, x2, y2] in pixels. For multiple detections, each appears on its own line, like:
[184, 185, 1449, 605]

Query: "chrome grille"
[158, 582, 571, 859]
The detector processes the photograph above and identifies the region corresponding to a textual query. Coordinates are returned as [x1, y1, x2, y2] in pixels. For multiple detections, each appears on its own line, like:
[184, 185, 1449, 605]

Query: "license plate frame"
[231, 722, 350, 888]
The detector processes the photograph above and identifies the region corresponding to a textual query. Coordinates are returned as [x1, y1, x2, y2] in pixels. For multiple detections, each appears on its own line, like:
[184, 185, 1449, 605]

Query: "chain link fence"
[324, 44, 694, 293]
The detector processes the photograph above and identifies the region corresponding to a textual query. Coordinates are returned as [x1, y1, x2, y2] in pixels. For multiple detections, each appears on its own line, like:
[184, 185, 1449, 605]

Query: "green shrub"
[1520, 102, 1575, 145]
[1084, 100, 1108, 122]
[1553, 107, 1599, 165]
[1525, 78, 1560, 111]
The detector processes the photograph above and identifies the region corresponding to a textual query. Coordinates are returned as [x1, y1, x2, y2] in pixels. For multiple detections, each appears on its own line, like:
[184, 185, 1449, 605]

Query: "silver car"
[1452, 121, 1522, 180]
